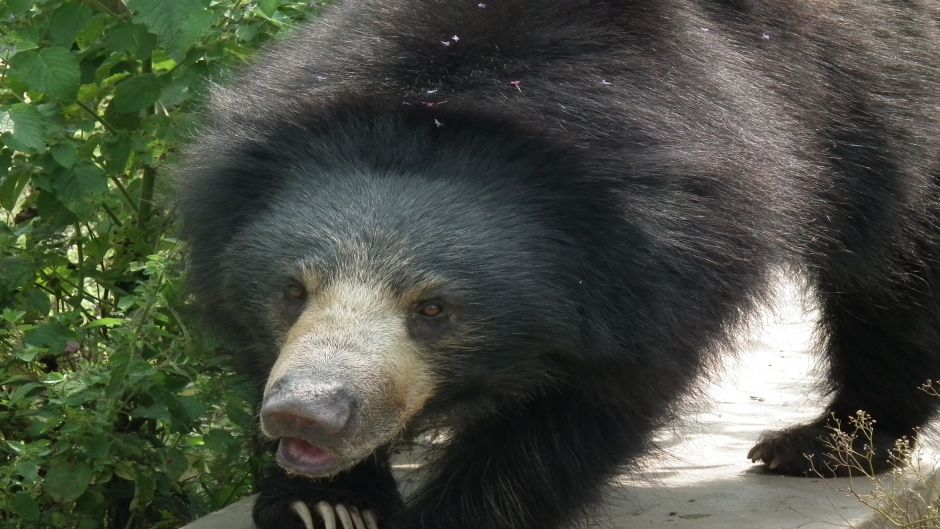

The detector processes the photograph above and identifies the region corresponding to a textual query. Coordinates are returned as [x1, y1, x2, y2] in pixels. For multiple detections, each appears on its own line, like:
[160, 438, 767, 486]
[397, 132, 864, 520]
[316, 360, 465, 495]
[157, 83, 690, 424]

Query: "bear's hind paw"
[291, 500, 379, 529]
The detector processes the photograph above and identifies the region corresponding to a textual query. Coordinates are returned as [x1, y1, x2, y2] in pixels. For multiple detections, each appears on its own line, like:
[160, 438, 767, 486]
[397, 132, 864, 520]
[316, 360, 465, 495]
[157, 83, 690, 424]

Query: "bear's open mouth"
[277, 437, 340, 475]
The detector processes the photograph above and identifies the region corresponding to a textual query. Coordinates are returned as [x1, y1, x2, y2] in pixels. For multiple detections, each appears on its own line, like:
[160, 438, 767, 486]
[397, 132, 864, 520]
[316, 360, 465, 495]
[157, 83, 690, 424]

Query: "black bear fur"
[177, 1, 940, 528]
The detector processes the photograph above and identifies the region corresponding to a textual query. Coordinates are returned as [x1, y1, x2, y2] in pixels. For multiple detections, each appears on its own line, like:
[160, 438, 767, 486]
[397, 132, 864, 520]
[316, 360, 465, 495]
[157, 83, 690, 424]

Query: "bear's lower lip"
[277, 437, 340, 475]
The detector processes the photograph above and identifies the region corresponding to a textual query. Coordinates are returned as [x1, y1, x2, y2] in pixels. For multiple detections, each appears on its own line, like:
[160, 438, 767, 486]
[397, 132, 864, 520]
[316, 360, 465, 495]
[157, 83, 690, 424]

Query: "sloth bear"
[177, 1, 940, 528]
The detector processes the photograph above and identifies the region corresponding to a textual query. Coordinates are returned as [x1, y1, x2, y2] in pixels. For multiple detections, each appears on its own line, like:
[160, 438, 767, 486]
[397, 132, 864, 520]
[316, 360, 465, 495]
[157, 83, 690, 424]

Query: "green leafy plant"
[0, 1, 320, 527]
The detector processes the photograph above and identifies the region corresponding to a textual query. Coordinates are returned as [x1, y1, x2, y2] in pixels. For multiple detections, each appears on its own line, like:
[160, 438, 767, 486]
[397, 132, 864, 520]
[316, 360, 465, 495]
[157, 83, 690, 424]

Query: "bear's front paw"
[747, 421, 900, 476]
[290, 500, 379, 529]
[254, 497, 383, 529]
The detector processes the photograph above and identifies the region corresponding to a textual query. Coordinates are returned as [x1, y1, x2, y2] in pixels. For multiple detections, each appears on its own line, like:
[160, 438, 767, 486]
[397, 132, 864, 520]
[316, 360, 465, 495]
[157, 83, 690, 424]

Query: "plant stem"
[138, 58, 157, 232]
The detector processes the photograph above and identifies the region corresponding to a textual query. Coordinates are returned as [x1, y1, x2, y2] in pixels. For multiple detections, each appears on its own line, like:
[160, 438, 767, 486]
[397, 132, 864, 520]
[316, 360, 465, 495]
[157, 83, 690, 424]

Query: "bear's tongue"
[279, 437, 337, 473]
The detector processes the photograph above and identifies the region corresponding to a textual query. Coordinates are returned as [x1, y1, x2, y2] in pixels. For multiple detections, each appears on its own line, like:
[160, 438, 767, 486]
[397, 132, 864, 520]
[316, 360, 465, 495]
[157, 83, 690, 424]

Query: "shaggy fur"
[177, 1, 940, 528]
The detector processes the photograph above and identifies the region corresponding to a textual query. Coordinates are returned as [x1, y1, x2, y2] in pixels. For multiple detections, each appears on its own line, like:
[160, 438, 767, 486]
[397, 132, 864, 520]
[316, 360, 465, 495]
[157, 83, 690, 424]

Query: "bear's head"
[180, 107, 624, 477]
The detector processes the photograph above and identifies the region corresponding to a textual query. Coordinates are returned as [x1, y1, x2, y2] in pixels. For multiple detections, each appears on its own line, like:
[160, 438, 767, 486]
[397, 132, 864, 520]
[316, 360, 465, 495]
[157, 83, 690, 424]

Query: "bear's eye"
[417, 302, 445, 318]
[284, 282, 306, 300]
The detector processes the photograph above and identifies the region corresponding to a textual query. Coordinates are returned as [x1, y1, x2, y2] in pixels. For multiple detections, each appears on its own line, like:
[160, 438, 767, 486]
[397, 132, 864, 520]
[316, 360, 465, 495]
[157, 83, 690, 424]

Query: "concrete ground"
[185, 282, 929, 529]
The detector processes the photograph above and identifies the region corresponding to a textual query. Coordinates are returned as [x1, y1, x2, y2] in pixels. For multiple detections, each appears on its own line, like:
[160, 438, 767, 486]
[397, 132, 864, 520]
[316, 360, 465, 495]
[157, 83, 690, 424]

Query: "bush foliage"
[0, 2, 317, 527]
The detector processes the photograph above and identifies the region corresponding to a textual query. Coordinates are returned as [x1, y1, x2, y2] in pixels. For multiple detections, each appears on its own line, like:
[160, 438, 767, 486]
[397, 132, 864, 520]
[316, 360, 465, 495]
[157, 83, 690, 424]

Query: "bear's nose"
[260, 379, 359, 446]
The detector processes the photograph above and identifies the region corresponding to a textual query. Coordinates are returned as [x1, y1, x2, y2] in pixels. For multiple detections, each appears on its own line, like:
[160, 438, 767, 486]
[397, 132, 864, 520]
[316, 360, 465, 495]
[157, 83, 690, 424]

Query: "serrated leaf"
[0, 0, 32, 16]
[52, 142, 77, 168]
[128, 0, 215, 59]
[14, 346, 41, 363]
[10, 382, 42, 400]
[83, 434, 111, 459]
[86, 317, 123, 328]
[76, 13, 110, 49]
[24, 322, 72, 352]
[3, 103, 45, 152]
[0, 151, 20, 209]
[46, 459, 93, 503]
[132, 402, 170, 420]
[36, 190, 78, 227]
[4, 36, 38, 53]
[113, 461, 136, 481]
[53, 163, 107, 201]
[101, 135, 132, 171]
[51, 163, 108, 216]
[108, 23, 157, 57]
[110, 74, 162, 113]
[47, 4, 93, 48]
[159, 81, 190, 108]
[11, 493, 39, 522]
[0, 109, 11, 133]
[130, 472, 155, 511]
[203, 428, 234, 452]
[9, 48, 81, 101]
[0, 256, 32, 292]
[162, 447, 189, 480]
[0, 172, 23, 211]
[259, 0, 279, 16]
[19, 288, 52, 317]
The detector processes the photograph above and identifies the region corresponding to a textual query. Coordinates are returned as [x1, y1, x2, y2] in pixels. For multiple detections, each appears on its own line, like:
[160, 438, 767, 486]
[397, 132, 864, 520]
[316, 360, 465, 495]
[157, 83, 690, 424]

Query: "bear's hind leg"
[749, 258, 940, 476]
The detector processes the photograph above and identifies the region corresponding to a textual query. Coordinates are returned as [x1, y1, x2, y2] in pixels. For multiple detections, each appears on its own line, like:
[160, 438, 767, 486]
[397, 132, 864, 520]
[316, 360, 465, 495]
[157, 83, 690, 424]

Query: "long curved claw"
[289, 500, 377, 529]
[348, 506, 368, 529]
[316, 501, 337, 529]
[335, 504, 355, 529]
[747, 444, 763, 463]
[363, 509, 379, 529]
[291, 501, 315, 529]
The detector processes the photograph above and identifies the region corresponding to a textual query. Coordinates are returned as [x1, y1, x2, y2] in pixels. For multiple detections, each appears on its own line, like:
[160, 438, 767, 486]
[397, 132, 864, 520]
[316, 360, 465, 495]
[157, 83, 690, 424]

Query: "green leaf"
[162, 447, 189, 480]
[113, 462, 137, 481]
[3, 103, 46, 152]
[9, 48, 81, 101]
[3, 33, 39, 53]
[108, 23, 158, 57]
[0, 308, 26, 325]
[46, 459, 93, 503]
[52, 142, 77, 168]
[130, 472, 156, 511]
[0, 170, 22, 211]
[159, 81, 191, 108]
[19, 288, 52, 317]
[14, 457, 41, 483]
[51, 163, 108, 216]
[24, 322, 73, 353]
[132, 402, 170, 420]
[14, 346, 41, 363]
[110, 74, 162, 114]
[203, 428, 235, 452]
[0, 109, 11, 133]
[86, 317, 123, 328]
[0, 0, 32, 16]
[128, 0, 215, 59]
[47, 3, 93, 48]
[259, 0, 279, 16]
[10, 382, 43, 400]
[0, 256, 32, 292]
[76, 12, 110, 49]
[36, 190, 78, 227]
[0, 151, 20, 209]
[11, 493, 40, 522]
[101, 135, 132, 172]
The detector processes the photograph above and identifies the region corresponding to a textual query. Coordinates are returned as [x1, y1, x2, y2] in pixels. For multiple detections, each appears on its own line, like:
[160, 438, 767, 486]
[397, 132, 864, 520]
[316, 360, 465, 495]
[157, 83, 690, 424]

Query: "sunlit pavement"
[603, 280, 880, 528]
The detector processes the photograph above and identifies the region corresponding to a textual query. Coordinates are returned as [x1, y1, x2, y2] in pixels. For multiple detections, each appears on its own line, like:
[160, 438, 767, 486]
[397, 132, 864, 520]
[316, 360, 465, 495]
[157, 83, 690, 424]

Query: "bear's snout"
[260, 379, 359, 447]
